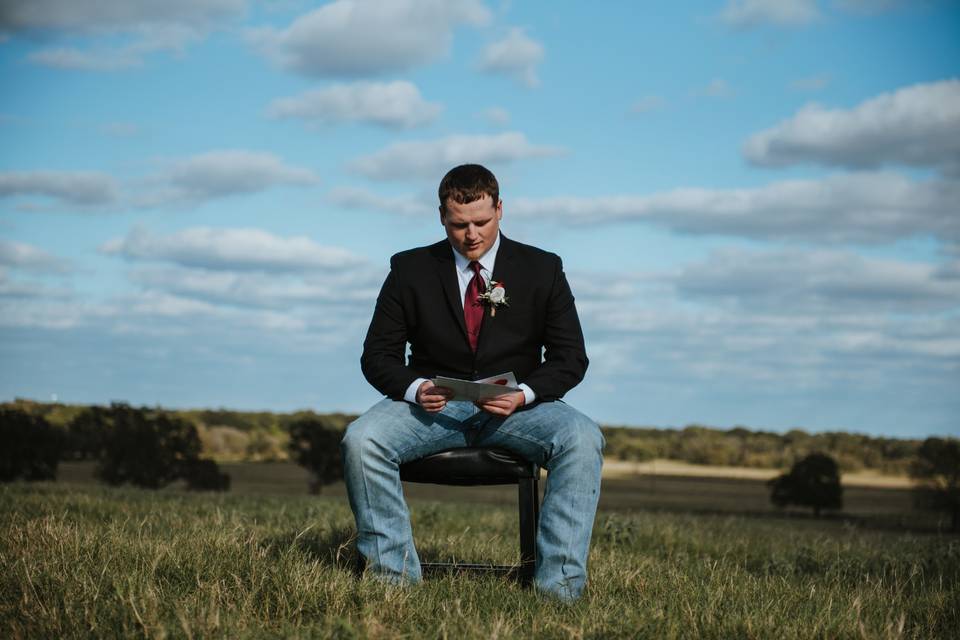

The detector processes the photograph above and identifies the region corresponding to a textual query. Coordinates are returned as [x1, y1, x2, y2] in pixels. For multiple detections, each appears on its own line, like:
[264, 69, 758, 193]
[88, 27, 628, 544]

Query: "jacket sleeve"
[521, 257, 589, 401]
[360, 258, 421, 400]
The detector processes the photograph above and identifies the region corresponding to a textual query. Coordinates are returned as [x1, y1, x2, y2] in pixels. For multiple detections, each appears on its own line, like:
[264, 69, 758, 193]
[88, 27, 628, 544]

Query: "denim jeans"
[341, 398, 605, 601]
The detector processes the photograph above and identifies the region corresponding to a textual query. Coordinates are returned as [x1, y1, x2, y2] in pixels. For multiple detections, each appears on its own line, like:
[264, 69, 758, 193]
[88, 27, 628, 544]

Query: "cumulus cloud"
[0, 239, 69, 273]
[482, 107, 511, 126]
[98, 121, 139, 137]
[694, 78, 734, 98]
[26, 25, 202, 71]
[789, 73, 830, 92]
[135, 149, 321, 207]
[720, 0, 820, 28]
[477, 27, 544, 88]
[508, 172, 960, 244]
[1, 150, 319, 212]
[673, 247, 960, 313]
[0, 0, 246, 31]
[0, 170, 119, 207]
[248, 0, 490, 77]
[328, 186, 433, 216]
[348, 132, 564, 181]
[100, 226, 365, 272]
[130, 264, 382, 310]
[266, 81, 442, 129]
[629, 95, 667, 115]
[744, 79, 960, 172]
[2, 0, 248, 70]
[834, 0, 906, 14]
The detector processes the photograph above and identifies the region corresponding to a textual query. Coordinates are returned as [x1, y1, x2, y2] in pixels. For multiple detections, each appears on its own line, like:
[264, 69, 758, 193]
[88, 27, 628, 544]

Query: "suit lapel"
[431, 241, 469, 343]
[477, 235, 517, 354]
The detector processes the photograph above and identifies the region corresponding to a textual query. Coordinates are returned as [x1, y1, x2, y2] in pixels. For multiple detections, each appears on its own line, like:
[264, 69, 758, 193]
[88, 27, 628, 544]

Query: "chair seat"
[399, 447, 537, 485]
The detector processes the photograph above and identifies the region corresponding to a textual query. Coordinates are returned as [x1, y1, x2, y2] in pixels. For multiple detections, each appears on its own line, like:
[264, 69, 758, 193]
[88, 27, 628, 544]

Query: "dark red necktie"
[464, 260, 484, 352]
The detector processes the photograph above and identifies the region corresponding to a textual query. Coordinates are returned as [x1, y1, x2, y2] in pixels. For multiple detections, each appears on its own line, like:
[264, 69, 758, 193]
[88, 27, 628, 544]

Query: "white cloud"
[267, 81, 442, 129]
[328, 186, 433, 216]
[629, 95, 667, 115]
[720, 0, 820, 28]
[3, 1, 247, 71]
[1, 150, 319, 212]
[834, 0, 905, 15]
[0, 170, 118, 206]
[694, 78, 734, 98]
[0, 239, 69, 273]
[99, 121, 139, 137]
[130, 264, 382, 309]
[673, 247, 960, 313]
[744, 78, 960, 172]
[477, 27, 544, 88]
[482, 106, 511, 126]
[348, 132, 564, 181]
[789, 73, 830, 92]
[100, 226, 366, 272]
[135, 149, 321, 207]
[26, 25, 202, 71]
[508, 172, 960, 244]
[0, 0, 247, 31]
[247, 0, 490, 77]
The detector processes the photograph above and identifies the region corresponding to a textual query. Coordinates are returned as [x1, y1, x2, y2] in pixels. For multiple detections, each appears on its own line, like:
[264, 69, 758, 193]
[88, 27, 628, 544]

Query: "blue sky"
[1, 0, 958, 438]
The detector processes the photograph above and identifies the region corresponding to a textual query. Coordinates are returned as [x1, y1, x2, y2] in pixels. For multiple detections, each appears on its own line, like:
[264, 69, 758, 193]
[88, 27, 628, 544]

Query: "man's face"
[440, 195, 502, 260]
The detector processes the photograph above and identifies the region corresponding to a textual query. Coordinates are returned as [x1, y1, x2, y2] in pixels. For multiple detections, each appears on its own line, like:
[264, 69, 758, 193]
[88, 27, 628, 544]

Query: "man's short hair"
[438, 164, 499, 213]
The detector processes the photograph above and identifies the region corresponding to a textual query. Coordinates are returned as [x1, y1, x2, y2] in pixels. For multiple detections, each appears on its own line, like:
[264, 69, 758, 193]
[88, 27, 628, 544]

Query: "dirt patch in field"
[601, 458, 912, 488]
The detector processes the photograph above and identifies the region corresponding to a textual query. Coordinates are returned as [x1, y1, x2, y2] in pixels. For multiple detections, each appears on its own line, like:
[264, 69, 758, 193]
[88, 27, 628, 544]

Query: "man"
[341, 164, 604, 601]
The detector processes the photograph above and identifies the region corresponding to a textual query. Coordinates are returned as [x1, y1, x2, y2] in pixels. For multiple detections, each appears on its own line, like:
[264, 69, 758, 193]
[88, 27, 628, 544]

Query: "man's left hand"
[476, 390, 525, 417]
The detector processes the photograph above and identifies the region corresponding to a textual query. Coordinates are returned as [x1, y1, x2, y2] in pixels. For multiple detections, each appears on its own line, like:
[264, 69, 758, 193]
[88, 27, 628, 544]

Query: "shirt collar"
[452, 231, 500, 275]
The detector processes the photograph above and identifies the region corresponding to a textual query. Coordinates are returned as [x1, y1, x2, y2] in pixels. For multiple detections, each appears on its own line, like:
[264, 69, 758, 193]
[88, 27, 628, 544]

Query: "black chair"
[399, 447, 541, 584]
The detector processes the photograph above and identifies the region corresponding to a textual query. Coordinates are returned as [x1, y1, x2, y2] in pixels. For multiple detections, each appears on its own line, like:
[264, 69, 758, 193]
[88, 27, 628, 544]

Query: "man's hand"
[476, 390, 525, 417]
[417, 381, 454, 413]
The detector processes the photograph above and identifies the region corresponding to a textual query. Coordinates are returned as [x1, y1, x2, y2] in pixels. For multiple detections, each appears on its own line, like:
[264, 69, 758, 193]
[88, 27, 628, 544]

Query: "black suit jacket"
[361, 235, 588, 403]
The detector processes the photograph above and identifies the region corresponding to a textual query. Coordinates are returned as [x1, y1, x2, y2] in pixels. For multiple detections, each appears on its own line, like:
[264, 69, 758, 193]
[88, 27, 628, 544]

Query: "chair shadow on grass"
[261, 527, 524, 582]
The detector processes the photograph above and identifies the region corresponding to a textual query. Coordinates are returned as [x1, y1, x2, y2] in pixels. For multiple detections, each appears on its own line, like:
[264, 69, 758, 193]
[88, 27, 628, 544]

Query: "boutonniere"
[478, 280, 509, 317]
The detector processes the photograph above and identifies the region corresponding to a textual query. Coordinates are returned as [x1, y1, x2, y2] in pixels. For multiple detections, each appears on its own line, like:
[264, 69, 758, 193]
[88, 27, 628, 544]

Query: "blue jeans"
[341, 398, 604, 601]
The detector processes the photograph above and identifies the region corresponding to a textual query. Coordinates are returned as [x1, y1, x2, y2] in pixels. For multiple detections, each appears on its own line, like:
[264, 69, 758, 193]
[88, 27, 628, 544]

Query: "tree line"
[6, 398, 929, 474]
[1, 399, 956, 529]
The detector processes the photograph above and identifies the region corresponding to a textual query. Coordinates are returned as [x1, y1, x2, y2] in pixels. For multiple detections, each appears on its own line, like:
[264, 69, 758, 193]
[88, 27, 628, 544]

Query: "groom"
[341, 163, 604, 601]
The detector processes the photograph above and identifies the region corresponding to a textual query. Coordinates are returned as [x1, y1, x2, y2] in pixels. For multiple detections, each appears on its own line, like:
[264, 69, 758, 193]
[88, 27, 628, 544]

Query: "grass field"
[3, 462, 959, 639]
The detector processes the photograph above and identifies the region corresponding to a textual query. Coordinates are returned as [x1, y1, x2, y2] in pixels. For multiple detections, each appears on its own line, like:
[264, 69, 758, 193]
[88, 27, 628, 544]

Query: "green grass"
[2, 481, 958, 639]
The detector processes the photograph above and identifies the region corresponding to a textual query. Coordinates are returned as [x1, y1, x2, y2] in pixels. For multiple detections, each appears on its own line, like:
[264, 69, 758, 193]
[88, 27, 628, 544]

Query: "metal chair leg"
[518, 475, 539, 585]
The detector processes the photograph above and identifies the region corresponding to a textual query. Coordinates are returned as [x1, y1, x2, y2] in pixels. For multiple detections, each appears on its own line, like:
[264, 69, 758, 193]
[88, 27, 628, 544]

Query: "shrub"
[96, 404, 203, 489]
[287, 416, 345, 494]
[0, 407, 63, 481]
[910, 437, 960, 531]
[182, 458, 231, 491]
[768, 452, 843, 517]
[65, 406, 110, 460]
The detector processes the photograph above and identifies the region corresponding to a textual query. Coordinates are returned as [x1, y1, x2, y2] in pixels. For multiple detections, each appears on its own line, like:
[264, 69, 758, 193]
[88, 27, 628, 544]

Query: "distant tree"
[287, 416, 345, 494]
[96, 404, 209, 489]
[0, 407, 64, 482]
[182, 458, 231, 492]
[909, 437, 960, 532]
[768, 452, 843, 517]
[65, 406, 110, 460]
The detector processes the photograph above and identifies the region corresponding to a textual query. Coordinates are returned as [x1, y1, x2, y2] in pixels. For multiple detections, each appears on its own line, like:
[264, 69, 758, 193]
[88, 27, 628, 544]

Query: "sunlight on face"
[440, 195, 503, 261]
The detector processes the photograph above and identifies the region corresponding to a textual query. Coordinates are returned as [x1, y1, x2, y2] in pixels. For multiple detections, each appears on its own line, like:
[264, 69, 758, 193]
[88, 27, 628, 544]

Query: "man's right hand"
[417, 381, 454, 413]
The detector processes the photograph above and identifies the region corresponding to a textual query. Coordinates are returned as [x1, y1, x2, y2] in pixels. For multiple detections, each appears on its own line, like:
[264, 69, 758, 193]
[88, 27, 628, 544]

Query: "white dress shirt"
[403, 232, 537, 406]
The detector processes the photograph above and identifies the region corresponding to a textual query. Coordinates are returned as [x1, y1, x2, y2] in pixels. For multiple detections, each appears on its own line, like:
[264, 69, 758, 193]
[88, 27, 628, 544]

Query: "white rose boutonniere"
[478, 280, 509, 317]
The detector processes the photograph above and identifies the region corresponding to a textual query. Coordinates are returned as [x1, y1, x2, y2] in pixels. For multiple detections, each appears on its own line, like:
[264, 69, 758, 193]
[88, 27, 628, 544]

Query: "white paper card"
[432, 372, 520, 402]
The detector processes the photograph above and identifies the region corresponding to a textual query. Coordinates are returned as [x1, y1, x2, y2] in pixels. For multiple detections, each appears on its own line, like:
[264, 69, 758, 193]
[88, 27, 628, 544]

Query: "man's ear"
[496, 199, 503, 219]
